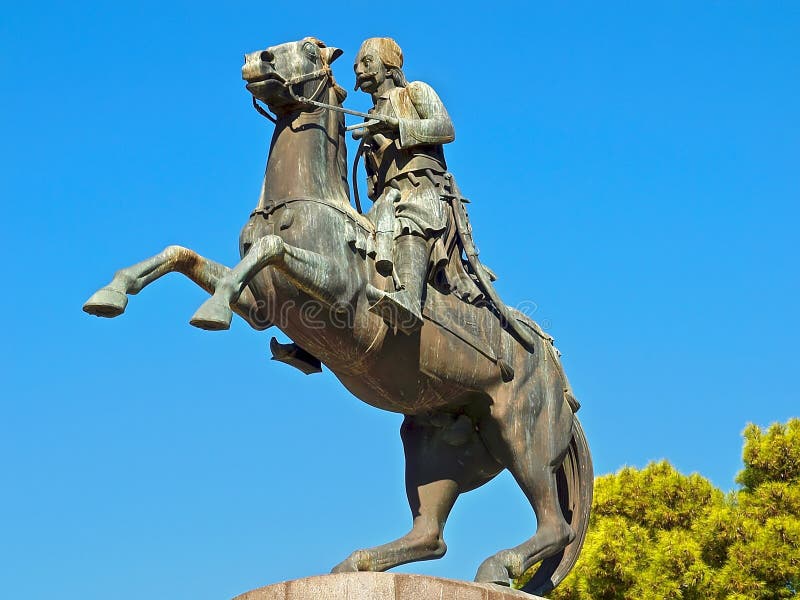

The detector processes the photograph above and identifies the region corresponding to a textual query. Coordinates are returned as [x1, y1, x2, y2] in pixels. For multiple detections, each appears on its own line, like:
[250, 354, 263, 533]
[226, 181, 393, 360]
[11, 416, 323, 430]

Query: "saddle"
[273, 175, 546, 382]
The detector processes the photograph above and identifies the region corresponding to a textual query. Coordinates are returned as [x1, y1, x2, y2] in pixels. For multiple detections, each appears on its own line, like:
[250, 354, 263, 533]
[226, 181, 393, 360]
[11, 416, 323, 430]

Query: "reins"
[252, 97, 277, 123]
[250, 63, 365, 214]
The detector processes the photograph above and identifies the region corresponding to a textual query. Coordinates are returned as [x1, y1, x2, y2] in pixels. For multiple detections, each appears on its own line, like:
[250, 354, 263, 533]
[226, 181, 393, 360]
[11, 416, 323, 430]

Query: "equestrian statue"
[83, 36, 593, 596]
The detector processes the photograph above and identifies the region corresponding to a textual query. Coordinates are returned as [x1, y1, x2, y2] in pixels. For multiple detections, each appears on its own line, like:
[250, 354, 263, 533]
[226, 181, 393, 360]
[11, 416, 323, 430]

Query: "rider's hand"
[367, 116, 399, 135]
[352, 116, 398, 141]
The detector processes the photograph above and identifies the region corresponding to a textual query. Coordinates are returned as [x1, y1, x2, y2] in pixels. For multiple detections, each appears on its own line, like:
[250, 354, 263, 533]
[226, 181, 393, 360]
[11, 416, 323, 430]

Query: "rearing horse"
[83, 37, 592, 596]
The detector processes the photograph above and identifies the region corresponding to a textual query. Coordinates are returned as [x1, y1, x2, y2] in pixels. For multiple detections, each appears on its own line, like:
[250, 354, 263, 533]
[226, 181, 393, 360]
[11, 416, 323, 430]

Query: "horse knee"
[163, 244, 188, 256]
[162, 245, 197, 269]
[254, 235, 285, 260]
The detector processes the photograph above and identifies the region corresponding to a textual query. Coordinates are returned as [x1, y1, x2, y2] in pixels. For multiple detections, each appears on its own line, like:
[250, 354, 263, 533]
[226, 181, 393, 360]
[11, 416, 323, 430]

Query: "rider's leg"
[366, 233, 429, 334]
[365, 175, 446, 334]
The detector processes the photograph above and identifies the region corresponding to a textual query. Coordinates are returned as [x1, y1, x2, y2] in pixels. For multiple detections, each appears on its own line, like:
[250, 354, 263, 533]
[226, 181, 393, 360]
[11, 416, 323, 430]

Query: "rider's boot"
[366, 234, 428, 334]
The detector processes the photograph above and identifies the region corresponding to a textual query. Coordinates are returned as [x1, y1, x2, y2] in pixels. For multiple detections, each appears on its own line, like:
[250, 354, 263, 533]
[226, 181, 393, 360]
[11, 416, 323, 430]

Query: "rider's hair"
[387, 67, 408, 88]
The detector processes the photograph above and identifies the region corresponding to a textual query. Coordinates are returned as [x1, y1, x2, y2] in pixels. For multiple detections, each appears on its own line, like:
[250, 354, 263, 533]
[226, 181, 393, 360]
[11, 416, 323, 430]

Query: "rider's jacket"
[364, 81, 455, 199]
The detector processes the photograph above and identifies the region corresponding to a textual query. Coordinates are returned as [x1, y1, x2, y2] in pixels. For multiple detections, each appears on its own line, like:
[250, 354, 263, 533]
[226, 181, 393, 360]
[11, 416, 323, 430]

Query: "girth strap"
[250, 197, 372, 233]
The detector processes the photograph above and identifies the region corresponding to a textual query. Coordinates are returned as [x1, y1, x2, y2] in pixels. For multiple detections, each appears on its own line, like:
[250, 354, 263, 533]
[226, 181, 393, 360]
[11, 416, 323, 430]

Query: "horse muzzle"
[242, 50, 284, 84]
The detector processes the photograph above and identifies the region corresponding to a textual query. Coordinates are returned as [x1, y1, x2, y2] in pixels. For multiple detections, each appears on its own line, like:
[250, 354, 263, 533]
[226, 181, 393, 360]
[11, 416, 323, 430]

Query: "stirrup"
[269, 338, 322, 374]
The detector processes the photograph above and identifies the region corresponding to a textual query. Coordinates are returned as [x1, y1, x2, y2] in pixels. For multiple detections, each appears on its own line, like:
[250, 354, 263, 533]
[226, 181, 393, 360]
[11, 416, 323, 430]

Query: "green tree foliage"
[524, 419, 800, 599]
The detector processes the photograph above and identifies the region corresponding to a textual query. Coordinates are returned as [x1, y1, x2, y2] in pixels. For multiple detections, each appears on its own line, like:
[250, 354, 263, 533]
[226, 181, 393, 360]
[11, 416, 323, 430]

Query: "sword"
[444, 174, 538, 355]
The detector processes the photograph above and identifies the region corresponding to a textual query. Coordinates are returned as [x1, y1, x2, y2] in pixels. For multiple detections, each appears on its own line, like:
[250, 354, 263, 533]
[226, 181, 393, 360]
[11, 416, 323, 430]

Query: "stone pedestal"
[233, 572, 544, 600]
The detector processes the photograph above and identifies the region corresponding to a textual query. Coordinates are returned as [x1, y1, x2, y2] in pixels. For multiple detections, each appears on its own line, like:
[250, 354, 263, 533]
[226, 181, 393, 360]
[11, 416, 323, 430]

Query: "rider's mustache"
[354, 72, 378, 91]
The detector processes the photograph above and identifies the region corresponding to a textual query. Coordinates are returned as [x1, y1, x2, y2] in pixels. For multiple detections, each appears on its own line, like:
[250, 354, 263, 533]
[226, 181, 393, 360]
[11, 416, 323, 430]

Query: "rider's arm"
[397, 81, 456, 148]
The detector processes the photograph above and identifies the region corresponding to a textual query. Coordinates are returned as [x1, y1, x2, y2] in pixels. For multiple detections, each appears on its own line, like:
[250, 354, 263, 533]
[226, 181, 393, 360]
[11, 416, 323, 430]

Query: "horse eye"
[303, 43, 317, 58]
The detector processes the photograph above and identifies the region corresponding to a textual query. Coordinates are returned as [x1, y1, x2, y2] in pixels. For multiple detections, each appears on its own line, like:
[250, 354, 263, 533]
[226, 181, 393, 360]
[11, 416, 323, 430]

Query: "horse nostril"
[260, 50, 274, 63]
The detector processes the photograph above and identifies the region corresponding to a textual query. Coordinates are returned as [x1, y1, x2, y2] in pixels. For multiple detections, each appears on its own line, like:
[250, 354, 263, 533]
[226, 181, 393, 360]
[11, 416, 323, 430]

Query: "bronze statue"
[83, 37, 592, 596]
[352, 37, 453, 333]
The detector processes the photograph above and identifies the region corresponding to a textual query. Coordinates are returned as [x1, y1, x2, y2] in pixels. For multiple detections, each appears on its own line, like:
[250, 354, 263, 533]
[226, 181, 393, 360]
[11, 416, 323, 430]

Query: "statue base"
[233, 572, 544, 599]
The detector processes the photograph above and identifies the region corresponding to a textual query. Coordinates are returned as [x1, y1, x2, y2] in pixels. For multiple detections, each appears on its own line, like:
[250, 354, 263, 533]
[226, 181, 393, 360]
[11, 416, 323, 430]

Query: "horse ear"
[321, 46, 343, 65]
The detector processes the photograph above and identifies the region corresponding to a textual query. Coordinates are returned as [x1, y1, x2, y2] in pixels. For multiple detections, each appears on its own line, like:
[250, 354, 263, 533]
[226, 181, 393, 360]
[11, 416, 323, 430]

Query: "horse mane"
[326, 85, 350, 204]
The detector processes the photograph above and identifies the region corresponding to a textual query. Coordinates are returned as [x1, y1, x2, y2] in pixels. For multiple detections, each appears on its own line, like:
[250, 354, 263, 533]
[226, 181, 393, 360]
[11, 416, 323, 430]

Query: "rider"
[353, 37, 455, 333]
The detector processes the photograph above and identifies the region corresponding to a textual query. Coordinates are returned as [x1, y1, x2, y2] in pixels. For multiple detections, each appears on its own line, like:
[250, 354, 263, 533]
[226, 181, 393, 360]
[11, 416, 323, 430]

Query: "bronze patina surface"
[83, 37, 592, 596]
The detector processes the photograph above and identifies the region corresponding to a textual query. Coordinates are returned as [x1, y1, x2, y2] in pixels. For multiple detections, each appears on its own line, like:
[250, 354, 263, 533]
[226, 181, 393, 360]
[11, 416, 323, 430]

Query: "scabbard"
[445, 176, 538, 354]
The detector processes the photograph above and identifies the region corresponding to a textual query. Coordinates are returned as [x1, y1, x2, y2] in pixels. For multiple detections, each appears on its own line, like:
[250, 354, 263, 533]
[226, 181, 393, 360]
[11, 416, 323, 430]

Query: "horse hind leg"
[83, 245, 269, 330]
[475, 378, 575, 587]
[332, 414, 502, 574]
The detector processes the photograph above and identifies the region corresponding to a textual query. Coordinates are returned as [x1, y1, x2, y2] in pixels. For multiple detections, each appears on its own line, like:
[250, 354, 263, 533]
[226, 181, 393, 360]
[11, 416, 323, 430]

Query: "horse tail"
[521, 415, 594, 595]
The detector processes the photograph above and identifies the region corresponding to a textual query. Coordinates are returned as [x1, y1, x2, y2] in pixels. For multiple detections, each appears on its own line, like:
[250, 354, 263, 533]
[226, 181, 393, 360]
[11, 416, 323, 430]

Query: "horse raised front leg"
[83, 245, 270, 330]
[190, 234, 349, 331]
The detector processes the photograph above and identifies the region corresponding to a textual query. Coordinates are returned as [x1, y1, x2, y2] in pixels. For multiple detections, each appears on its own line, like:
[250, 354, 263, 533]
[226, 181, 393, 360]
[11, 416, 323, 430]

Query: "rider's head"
[353, 37, 408, 92]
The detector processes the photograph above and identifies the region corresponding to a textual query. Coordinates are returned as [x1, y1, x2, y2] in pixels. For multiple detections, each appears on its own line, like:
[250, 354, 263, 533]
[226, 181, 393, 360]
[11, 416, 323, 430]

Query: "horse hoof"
[83, 288, 128, 318]
[330, 550, 370, 573]
[189, 299, 232, 331]
[475, 556, 511, 586]
[330, 559, 357, 574]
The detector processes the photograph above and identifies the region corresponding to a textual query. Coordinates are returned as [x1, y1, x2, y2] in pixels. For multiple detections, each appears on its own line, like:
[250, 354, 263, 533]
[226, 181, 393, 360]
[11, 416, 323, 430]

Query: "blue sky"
[1, 2, 798, 599]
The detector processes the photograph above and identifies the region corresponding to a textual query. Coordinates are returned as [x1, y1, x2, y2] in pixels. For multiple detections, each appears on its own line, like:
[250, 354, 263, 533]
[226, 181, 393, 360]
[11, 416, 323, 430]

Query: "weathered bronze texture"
[83, 37, 592, 596]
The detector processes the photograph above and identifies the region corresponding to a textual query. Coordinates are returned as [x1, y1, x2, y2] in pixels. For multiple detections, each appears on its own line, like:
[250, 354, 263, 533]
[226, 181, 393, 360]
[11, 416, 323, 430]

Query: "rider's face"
[354, 51, 387, 94]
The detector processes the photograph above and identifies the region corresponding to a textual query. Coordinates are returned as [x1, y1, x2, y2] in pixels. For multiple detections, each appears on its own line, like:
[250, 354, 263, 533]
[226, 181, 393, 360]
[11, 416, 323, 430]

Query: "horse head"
[242, 37, 346, 113]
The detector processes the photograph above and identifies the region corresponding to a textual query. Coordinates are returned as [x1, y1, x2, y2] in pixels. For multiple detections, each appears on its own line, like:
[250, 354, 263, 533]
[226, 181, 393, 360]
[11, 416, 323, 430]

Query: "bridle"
[249, 61, 365, 213]
[251, 64, 333, 124]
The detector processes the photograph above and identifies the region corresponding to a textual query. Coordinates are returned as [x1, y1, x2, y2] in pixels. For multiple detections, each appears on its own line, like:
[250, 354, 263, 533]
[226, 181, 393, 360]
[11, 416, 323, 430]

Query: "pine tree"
[517, 418, 800, 599]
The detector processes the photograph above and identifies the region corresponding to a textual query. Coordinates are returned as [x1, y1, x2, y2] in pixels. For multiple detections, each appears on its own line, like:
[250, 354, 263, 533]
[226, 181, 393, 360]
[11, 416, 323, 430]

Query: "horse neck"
[259, 88, 349, 207]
